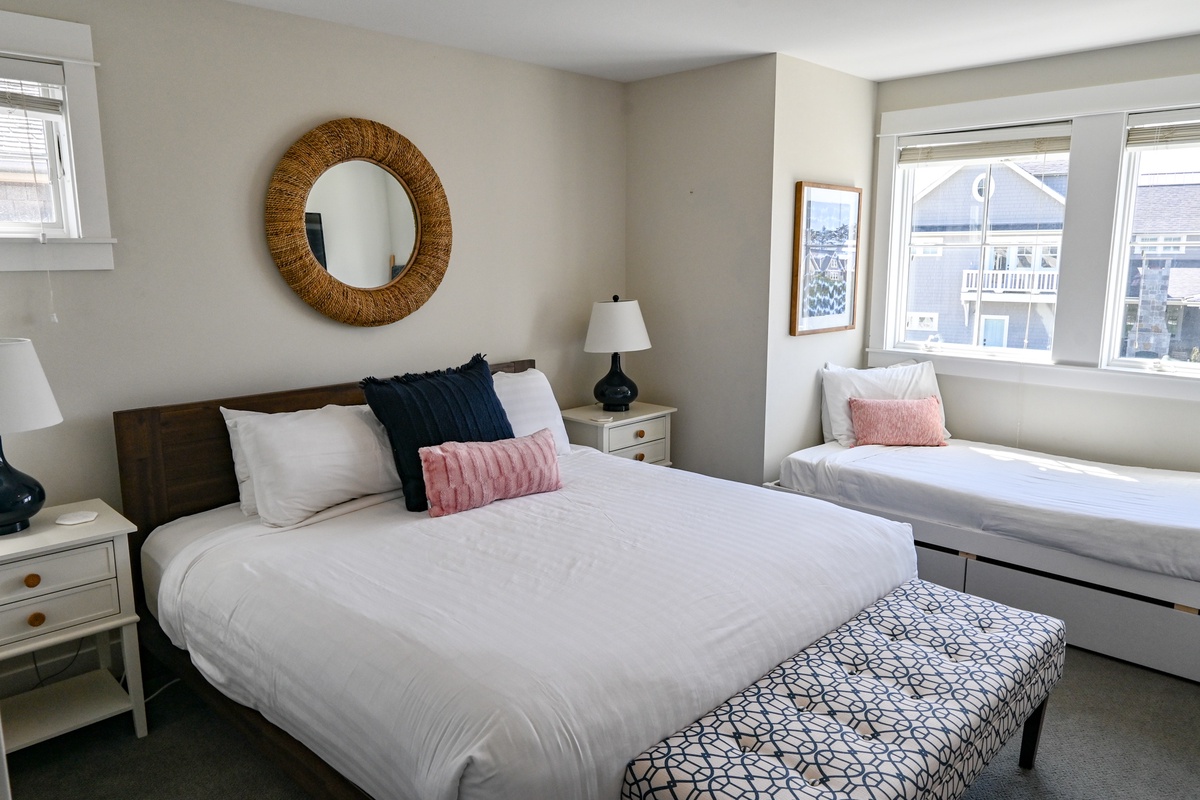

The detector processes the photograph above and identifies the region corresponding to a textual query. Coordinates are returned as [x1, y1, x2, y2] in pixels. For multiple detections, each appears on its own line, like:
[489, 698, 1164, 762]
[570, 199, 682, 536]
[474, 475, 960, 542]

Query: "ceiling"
[227, 0, 1200, 83]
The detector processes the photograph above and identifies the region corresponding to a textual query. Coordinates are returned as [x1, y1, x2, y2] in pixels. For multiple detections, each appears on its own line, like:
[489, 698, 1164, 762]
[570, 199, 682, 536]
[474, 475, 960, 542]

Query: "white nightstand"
[561, 402, 676, 466]
[0, 500, 147, 799]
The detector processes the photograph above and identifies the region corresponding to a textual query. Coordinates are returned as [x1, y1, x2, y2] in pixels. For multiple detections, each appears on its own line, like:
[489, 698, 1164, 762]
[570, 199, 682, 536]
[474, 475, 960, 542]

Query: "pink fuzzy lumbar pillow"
[419, 428, 562, 517]
[848, 396, 947, 447]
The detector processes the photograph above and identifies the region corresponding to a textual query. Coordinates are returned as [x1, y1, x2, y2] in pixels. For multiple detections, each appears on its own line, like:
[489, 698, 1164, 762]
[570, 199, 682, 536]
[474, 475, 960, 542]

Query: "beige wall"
[625, 56, 777, 483]
[876, 36, 1200, 472]
[0, 0, 626, 509]
[626, 54, 877, 484]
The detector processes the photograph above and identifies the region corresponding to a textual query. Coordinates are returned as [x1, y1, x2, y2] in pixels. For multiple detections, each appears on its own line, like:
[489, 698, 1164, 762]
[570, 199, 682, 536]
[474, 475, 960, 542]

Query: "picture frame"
[790, 181, 862, 336]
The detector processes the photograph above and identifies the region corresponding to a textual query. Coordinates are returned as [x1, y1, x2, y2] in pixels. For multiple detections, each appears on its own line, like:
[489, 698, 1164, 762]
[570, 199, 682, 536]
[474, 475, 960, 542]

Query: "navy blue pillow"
[362, 354, 515, 512]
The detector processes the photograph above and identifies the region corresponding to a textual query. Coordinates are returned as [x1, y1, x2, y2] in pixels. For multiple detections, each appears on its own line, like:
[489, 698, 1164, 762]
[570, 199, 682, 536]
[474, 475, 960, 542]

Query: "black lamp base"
[593, 352, 639, 413]
[0, 435, 45, 536]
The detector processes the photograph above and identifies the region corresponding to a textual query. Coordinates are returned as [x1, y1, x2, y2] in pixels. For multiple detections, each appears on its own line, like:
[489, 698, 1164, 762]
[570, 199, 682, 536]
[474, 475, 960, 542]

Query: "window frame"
[1107, 115, 1200, 373]
[869, 72, 1200, 402]
[0, 10, 114, 271]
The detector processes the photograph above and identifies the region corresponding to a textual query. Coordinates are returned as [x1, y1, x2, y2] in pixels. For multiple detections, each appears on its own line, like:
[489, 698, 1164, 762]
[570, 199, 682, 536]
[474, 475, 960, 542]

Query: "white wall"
[0, 0, 626, 509]
[626, 55, 877, 484]
[877, 36, 1200, 471]
[762, 56, 876, 481]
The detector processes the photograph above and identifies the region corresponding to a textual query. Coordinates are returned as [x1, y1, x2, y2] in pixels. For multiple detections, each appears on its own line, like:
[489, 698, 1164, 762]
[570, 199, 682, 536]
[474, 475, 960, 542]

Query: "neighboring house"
[1122, 184, 1200, 360]
[906, 159, 1200, 360]
[906, 158, 1066, 351]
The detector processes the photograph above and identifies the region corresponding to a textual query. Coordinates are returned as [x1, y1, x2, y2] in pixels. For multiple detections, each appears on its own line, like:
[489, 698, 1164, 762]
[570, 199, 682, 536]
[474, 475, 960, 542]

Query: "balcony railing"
[962, 269, 1058, 297]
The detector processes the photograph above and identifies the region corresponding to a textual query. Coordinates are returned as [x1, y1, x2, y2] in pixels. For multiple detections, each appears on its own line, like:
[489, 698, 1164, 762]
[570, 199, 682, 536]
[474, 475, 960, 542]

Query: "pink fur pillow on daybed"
[419, 428, 562, 517]
[848, 396, 947, 447]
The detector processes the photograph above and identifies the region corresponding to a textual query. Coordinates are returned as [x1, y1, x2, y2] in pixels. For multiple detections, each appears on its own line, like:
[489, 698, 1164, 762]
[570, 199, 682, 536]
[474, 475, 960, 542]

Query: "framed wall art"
[790, 181, 862, 335]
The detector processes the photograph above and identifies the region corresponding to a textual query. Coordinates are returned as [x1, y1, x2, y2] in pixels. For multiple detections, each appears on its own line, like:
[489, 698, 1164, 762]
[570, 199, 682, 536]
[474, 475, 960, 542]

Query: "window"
[871, 73, 1200, 398]
[1115, 111, 1200, 365]
[890, 126, 1070, 353]
[0, 57, 75, 238]
[0, 10, 113, 271]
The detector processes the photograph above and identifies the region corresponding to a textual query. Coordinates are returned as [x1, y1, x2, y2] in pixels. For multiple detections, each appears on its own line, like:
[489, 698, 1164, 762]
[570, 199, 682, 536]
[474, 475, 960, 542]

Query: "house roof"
[1132, 184, 1200, 234]
[1168, 268, 1200, 300]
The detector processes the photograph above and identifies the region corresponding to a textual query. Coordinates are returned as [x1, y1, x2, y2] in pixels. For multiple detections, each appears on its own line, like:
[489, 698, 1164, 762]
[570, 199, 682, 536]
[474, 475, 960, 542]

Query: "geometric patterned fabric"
[623, 579, 1066, 800]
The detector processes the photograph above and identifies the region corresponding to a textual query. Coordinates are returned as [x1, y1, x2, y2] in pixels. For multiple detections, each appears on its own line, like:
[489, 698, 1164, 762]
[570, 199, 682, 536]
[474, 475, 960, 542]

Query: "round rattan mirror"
[265, 118, 451, 326]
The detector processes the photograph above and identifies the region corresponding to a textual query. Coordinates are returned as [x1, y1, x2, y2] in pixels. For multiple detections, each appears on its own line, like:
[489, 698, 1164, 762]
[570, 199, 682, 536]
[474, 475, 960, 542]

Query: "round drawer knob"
[27, 612, 46, 628]
[635, 453, 646, 461]
[23, 574, 41, 589]
[636, 429, 646, 439]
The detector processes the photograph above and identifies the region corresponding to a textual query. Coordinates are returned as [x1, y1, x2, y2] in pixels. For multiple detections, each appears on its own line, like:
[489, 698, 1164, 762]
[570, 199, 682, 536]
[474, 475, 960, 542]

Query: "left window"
[0, 10, 114, 270]
[888, 125, 1071, 356]
[0, 57, 75, 237]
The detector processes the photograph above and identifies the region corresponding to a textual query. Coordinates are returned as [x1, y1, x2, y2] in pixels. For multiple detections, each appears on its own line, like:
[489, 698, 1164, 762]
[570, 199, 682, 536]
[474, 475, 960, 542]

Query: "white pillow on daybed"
[821, 361, 951, 447]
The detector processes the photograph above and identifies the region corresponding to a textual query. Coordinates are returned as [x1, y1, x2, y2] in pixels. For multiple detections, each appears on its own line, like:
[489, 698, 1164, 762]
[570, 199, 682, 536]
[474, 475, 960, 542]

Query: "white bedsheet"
[153, 447, 915, 800]
[780, 440, 1200, 582]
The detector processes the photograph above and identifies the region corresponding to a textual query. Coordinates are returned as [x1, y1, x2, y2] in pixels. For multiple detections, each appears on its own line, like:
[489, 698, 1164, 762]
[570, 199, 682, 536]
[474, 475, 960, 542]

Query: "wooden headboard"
[112, 358, 535, 583]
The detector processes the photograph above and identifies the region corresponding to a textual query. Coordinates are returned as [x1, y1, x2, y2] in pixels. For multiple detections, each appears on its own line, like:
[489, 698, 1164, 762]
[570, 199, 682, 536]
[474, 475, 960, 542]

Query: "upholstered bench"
[623, 579, 1066, 800]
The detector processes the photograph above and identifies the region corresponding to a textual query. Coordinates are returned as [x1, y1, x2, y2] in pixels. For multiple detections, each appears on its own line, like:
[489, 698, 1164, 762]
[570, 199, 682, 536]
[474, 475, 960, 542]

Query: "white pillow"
[220, 407, 263, 516]
[819, 360, 920, 443]
[228, 404, 401, 527]
[821, 361, 951, 447]
[491, 368, 571, 456]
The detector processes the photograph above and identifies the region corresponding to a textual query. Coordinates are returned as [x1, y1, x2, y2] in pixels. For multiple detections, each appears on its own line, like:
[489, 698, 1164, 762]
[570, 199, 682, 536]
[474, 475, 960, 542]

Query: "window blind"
[0, 56, 65, 118]
[898, 124, 1072, 164]
[1127, 108, 1200, 149]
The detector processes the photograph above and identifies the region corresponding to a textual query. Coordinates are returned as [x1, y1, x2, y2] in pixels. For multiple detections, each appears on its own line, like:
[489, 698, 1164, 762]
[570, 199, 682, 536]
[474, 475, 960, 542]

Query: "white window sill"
[867, 348, 1200, 403]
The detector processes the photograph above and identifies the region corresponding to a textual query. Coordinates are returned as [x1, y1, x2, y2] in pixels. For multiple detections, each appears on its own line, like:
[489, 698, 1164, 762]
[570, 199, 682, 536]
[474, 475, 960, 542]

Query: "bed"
[770, 360, 1200, 684]
[113, 358, 1060, 799]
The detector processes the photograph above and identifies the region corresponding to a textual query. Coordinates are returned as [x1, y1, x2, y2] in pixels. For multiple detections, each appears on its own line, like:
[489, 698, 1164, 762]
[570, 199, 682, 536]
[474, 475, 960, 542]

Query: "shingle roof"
[1169, 268, 1200, 300]
[1132, 184, 1200, 233]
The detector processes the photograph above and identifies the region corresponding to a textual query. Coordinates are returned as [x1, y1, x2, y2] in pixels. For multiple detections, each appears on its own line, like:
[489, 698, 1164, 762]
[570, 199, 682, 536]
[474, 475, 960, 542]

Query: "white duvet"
[780, 439, 1200, 582]
[155, 447, 915, 800]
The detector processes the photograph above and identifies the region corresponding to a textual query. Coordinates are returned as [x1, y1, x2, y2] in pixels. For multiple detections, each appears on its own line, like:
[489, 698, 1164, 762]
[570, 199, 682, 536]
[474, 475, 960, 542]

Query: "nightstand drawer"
[0, 581, 121, 647]
[609, 416, 667, 451]
[611, 438, 667, 464]
[0, 543, 116, 605]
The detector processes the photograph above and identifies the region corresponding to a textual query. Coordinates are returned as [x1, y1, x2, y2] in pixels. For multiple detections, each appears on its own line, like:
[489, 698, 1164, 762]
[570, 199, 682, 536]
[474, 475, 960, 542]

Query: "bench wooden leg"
[1018, 697, 1049, 769]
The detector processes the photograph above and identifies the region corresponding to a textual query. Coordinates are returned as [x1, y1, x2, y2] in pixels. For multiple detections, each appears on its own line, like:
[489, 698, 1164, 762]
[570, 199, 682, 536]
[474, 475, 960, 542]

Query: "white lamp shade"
[584, 299, 651, 353]
[0, 339, 63, 435]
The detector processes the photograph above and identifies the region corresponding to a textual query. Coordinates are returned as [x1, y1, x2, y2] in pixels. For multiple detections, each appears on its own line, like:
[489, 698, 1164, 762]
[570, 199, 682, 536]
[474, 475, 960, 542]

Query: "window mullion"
[1051, 113, 1128, 367]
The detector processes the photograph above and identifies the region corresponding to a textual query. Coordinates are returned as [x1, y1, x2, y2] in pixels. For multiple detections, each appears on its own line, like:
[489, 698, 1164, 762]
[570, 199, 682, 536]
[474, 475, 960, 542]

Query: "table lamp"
[584, 295, 651, 412]
[0, 339, 63, 534]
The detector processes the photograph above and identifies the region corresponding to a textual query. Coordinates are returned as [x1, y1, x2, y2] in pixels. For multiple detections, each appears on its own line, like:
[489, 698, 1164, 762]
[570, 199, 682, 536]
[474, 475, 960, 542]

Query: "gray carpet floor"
[7, 646, 1199, 799]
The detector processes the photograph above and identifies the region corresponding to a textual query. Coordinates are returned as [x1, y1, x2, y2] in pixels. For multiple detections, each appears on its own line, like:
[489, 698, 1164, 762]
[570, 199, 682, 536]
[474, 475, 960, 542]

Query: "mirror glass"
[304, 161, 417, 289]
[266, 117, 451, 327]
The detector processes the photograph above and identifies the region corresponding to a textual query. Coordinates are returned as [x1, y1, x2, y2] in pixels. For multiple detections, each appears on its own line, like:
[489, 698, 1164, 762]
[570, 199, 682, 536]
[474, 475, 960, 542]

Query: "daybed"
[114, 358, 1063, 799]
[771, 360, 1200, 684]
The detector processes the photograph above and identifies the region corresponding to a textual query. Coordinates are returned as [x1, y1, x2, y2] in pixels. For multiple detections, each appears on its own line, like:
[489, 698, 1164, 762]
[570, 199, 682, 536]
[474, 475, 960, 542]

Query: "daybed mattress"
[780, 440, 1200, 582]
[148, 446, 917, 800]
